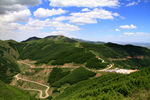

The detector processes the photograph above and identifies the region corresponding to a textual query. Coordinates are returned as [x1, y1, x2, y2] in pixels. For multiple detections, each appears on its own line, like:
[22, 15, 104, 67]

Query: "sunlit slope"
[19, 36, 106, 69]
[0, 81, 34, 100]
[19, 36, 150, 69]
[54, 66, 150, 100]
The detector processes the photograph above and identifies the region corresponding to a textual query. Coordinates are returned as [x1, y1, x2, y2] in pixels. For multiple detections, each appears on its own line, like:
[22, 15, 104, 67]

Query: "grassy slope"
[19, 37, 106, 69]
[51, 67, 96, 87]
[0, 81, 34, 100]
[0, 40, 20, 83]
[54, 66, 150, 100]
[81, 42, 150, 69]
[0, 36, 150, 100]
[19, 36, 150, 70]
[48, 67, 70, 86]
[0, 41, 35, 100]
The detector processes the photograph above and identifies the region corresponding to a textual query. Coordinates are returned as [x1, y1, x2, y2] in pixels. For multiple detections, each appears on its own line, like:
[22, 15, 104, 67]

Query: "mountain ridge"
[0, 35, 150, 100]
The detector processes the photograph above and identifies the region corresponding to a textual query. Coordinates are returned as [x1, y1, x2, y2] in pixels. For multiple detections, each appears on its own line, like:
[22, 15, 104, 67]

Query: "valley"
[11, 57, 138, 99]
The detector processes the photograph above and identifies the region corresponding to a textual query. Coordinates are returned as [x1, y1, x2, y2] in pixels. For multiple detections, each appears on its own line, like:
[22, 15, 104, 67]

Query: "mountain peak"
[22, 37, 41, 42]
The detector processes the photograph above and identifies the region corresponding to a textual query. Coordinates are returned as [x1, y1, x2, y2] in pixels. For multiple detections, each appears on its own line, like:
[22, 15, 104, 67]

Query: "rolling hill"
[0, 35, 150, 100]
[1, 35, 150, 83]
[54, 66, 150, 100]
[19, 36, 150, 69]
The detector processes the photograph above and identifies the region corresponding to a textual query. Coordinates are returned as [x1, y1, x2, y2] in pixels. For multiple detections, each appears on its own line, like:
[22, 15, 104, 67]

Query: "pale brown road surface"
[15, 74, 49, 99]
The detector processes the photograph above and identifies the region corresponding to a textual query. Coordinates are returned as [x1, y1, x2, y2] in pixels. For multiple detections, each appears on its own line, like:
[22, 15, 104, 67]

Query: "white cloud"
[49, 0, 119, 8]
[126, 2, 138, 6]
[0, 0, 41, 14]
[0, 9, 31, 22]
[69, 17, 97, 25]
[0, 18, 80, 41]
[120, 24, 136, 29]
[123, 32, 150, 37]
[82, 8, 91, 12]
[126, 0, 141, 6]
[53, 8, 119, 25]
[34, 8, 67, 18]
[124, 32, 135, 36]
[115, 29, 120, 32]
[53, 16, 68, 22]
[20, 18, 80, 32]
[70, 8, 119, 24]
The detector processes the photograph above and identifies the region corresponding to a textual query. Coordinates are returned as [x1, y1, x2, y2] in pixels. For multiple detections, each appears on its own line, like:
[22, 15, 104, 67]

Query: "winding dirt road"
[16, 58, 113, 99]
[15, 74, 49, 99]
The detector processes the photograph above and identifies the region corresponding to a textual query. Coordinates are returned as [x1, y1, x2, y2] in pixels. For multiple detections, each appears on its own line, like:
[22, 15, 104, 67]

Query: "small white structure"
[104, 68, 138, 74]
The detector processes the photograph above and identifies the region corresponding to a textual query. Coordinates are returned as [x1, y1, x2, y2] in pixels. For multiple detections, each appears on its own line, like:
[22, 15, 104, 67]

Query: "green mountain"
[54, 66, 150, 100]
[0, 35, 150, 100]
[19, 36, 150, 69]
[1, 35, 150, 83]
[49, 67, 96, 87]
[0, 40, 20, 83]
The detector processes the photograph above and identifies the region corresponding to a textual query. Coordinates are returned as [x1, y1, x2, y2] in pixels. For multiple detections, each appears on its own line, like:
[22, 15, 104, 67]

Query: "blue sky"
[0, 0, 150, 43]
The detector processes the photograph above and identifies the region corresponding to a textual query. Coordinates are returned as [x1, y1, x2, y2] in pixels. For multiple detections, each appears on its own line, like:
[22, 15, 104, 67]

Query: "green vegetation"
[128, 89, 150, 100]
[16, 80, 47, 97]
[48, 68, 70, 86]
[1, 36, 150, 100]
[86, 58, 107, 69]
[18, 63, 31, 74]
[6, 35, 149, 70]
[113, 58, 150, 69]
[51, 67, 96, 87]
[0, 81, 35, 100]
[0, 41, 20, 83]
[81, 42, 150, 69]
[53, 66, 150, 100]
[19, 40, 98, 67]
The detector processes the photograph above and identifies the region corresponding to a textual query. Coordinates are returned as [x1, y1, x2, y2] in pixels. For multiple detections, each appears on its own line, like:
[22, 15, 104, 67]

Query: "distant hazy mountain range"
[117, 42, 150, 49]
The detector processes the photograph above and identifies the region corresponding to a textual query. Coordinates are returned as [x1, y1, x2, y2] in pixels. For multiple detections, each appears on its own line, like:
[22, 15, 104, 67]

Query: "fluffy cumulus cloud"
[120, 24, 136, 29]
[34, 8, 67, 18]
[115, 29, 120, 32]
[0, 9, 31, 23]
[49, 0, 119, 7]
[0, 0, 41, 14]
[81, 8, 91, 12]
[0, 0, 124, 41]
[0, 17, 80, 41]
[53, 8, 119, 25]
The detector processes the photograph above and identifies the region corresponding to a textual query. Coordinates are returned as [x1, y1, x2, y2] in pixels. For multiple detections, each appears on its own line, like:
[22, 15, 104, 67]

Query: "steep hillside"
[0, 81, 34, 100]
[0, 40, 20, 83]
[54, 66, 150, 100]
[19, 36, 106, 69]
[81, 42, 150, 69]
[0, 36, 150, 100]
[1, 36, 150, 84]
[18, 36, 150, 69]
[50, 67, 96, 87]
